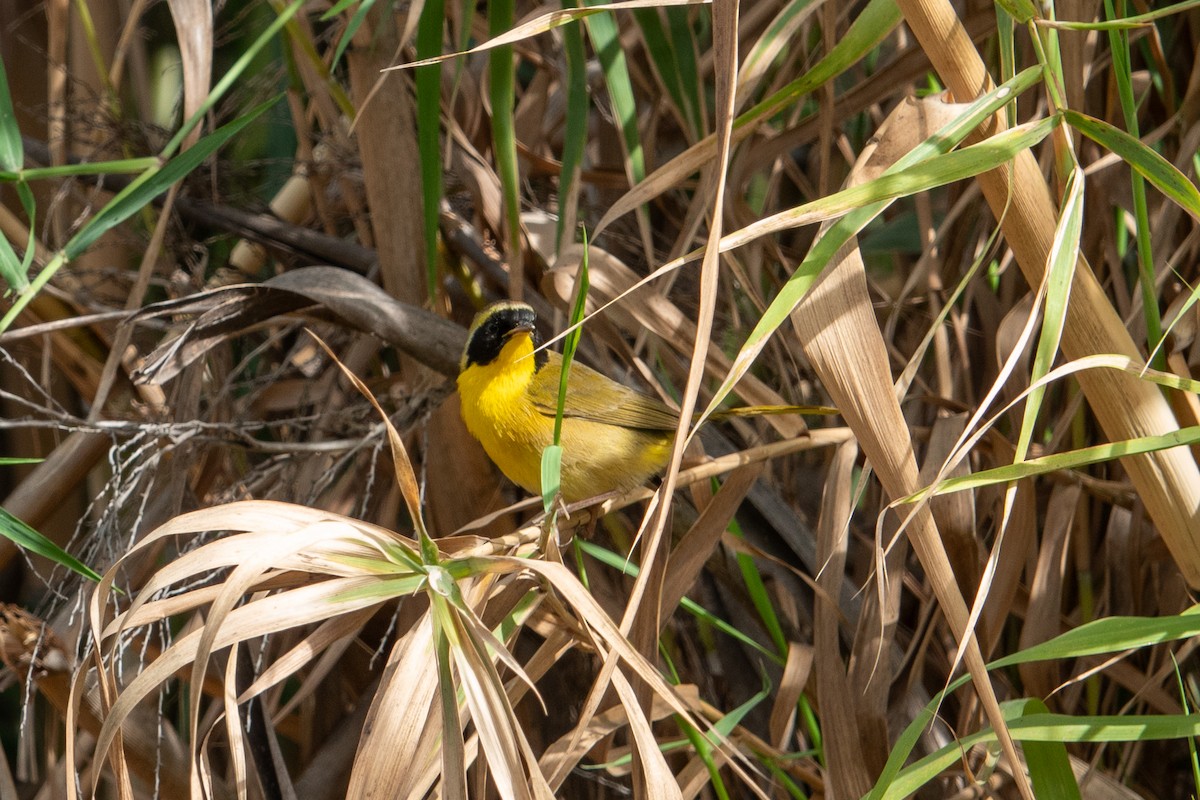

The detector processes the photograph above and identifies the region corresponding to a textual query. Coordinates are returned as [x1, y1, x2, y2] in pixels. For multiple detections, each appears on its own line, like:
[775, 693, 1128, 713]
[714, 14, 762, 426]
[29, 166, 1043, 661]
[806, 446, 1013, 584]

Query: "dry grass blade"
[90, 573, 393, 796]
[345, 614, 442, 799]
[921, 414, 981, 602]
[239, 607, 377, 711]
[813, 440, 874, 797]
[344, 10, 425, 305]
[434, 594, 551, 800]
[609, 665, 683, 800]
[309, 331, 431, 545]
[659, 463, 761, 619]
[1018, 484, 1080, 700]
[164, 0, 213, 150]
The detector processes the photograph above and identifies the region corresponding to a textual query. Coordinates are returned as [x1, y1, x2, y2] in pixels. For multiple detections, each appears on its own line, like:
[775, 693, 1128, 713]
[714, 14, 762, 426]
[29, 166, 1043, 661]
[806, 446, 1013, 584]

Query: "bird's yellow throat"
[458, 329, 539, 432]
[457, 326, 557, 496]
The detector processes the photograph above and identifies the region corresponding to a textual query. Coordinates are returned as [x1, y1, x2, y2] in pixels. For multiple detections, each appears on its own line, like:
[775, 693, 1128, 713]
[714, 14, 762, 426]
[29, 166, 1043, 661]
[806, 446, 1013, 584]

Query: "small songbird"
[456, 301, 678, 502]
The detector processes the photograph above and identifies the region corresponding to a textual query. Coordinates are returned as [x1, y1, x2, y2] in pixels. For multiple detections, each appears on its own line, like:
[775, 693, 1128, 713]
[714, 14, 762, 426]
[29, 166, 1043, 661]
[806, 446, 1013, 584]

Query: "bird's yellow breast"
[457, 333, 552, 495]
[457, 333, 673, 501]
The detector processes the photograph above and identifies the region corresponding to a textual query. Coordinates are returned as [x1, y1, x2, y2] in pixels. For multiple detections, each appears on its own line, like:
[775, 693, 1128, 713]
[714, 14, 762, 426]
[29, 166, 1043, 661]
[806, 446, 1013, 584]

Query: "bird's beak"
[504, 322, 535, 339]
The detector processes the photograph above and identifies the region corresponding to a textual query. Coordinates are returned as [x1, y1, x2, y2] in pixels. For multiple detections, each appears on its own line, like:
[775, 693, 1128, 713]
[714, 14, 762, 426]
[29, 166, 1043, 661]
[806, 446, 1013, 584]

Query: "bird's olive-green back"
[527, 352, 680, 431]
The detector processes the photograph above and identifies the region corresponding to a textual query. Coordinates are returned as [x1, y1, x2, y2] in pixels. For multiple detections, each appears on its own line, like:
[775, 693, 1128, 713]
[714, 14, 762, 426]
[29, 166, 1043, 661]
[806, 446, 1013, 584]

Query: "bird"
[457, 301, 679, 502]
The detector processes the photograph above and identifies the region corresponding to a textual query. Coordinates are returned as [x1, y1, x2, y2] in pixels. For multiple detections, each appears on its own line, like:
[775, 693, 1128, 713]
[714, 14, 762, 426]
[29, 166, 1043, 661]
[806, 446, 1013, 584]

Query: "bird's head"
[460, 301, 545, 373]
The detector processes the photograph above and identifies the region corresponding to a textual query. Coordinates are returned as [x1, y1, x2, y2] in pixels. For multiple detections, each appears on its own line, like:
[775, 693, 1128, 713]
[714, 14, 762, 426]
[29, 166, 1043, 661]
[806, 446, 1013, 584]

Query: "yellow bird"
[457, 301, 678, 502]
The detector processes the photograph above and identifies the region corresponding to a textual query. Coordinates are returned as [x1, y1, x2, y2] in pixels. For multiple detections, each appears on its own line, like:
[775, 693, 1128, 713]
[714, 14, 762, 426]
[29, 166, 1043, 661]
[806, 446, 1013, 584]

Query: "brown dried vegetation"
[2, 1, 1200, 798]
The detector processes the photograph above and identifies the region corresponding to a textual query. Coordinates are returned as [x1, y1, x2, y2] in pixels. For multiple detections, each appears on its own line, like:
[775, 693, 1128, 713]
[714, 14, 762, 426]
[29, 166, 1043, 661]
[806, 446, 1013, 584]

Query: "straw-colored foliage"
[3, 0, 1200, 798]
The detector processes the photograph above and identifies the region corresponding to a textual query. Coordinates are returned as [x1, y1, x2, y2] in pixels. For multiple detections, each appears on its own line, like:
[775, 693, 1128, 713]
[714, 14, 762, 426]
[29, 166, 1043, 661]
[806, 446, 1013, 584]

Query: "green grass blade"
[995, 0, 1036, 23]
[738, 0, 821, 108]
[0, 49, 21, 172]
[678, 677, 770, 800]
[633, 7, 702, 139]
[1, 157, 161, 181]
[0, 0, 297, 324]
[1044, 0, 1200, 29]
[554, 236, 590, 445]
[328, 574, 430, 603]
[1104, 0, 1162, 357]
[731, 522, 788, 657]
[0, 49, 26, 291]
[665, 6, 704, 136]
[0, 213, 25, 292]
[416, 0, 445, 299]
[328, 0, 379, 69]
[884, 710, 1200, 799]
[1170, 653, 1200, 798]
[631, 9, 685, 121]
[489, 0, 522, 296]
[1063, 108, 1200, 219]
[321, 0, 361, 15]
[576, 539, 781, 663]
[583, 0, 651, 254]
[907, 424, 1200, 502]
[542, 234, 589, 513]
[400, 1, 706, 70]
[433, 609, 468, 797]
[996, 6, 1017, 125]
[594, 0, 902, 235]
[0, 506, 103, 583]
[539, 446, 564, 512]
[711, 675, 771, 739]
[989, 607, 1200, 667]
[555, 3, 589, 252]
[678, 718, 731, 800]
[872, 592, 1200, 796]
[738, 0, 902, 129]
[1021, 698, 1083, 800]
[716, 112, 1054, 254]
[1014, 162, 1083, 461]
[867, 692, 946, 799]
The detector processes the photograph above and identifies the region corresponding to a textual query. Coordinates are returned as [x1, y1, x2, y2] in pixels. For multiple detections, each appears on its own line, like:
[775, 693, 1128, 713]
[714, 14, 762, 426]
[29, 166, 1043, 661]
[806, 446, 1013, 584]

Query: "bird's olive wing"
[528, 354, 680, 431]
